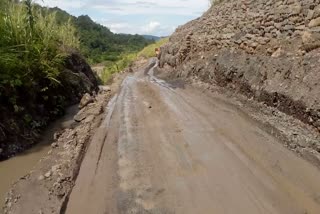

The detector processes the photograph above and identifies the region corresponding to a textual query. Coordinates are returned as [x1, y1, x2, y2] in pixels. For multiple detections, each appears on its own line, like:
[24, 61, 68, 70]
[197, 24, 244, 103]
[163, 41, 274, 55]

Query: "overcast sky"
[35, 0, 210, 36]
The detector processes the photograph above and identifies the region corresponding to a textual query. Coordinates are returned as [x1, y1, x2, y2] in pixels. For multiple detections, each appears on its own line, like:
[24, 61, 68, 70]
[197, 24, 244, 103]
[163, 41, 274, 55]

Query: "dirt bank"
[158, 0, 320, 131]
[0, 51, 98, 161]
[157, 0, 320, 164]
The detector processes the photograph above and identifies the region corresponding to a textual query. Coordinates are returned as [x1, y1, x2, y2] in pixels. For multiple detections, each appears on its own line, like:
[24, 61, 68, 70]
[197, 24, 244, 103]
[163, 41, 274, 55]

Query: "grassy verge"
[100, 53, 137, 83]
[100, 38, 168, 83]
[138, 38, 169, 58]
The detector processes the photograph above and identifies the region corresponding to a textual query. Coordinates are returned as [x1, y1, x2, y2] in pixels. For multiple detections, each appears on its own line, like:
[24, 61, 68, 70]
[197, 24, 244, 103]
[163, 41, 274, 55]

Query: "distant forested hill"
[142, 35, 161, 41]
[43, 7, 153, 63]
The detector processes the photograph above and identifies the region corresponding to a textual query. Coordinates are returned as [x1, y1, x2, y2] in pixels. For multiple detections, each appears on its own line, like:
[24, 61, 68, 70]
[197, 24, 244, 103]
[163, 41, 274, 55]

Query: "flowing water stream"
[0, 105, 79, 209]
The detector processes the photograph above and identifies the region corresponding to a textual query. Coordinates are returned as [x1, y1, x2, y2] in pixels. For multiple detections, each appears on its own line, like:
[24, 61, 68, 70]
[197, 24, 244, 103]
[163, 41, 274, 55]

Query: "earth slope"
[159, 0, 320, 132]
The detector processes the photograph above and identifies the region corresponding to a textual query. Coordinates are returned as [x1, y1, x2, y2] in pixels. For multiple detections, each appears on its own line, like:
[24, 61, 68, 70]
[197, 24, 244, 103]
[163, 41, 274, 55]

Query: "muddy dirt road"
[65, 62, 320, 214]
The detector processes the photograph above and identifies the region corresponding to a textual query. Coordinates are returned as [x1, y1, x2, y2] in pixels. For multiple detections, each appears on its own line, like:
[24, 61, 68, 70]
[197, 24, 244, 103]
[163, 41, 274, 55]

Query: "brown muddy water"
[0, 105, 78, 209]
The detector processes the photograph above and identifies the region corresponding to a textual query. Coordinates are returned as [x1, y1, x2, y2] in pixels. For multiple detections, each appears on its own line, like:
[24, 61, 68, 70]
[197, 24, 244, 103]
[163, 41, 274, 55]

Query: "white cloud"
[34, 0, 86, 10]
[109, 23, 131, 34]
[35, 0, 209, 36]
[37, 0, 208, 16]
[143, 21, 161, 34]
[99, 20, 174, 36]
[89, 0, 208, 16]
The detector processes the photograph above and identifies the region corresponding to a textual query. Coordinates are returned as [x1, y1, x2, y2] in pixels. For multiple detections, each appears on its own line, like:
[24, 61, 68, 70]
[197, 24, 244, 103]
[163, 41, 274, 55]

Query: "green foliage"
[28, 6, 153, 84]
[73, 15, 152, 64]
[101, 38, 168, 83]
[46, 8, 153, 64]
[0, 0, 79, 113]
[138, 38, 169, 58]
[101, 53, 138, 83]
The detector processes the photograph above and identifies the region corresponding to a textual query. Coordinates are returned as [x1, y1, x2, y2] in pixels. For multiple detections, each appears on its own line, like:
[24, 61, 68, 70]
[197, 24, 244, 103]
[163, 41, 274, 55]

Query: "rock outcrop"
[158, 0, 320, 131]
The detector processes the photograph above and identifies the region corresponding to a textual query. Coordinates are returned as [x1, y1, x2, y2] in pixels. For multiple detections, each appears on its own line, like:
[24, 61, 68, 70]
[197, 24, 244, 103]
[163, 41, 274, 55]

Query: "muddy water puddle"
[0, 105, 78, 208]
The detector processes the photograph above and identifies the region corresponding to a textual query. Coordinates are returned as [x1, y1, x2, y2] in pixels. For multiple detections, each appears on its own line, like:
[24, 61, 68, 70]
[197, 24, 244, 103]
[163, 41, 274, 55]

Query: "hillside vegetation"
[101, 38, 169, 83]
[138, 38, 169, 58]
[44, 7, 153, 64]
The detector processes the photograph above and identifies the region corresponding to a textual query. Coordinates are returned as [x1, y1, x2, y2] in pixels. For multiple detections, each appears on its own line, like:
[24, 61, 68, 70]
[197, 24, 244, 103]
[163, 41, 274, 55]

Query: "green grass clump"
[138, 38, 169, 58]
[0, 0, 79, 109]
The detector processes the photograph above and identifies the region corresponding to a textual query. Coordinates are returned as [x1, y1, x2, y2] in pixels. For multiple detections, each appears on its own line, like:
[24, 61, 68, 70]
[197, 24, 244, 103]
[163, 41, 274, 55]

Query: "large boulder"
[60, 51, 99, 103]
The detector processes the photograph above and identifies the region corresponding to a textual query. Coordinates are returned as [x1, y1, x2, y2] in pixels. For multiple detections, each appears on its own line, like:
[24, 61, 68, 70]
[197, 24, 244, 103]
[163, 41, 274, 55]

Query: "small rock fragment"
[74, 112, 87, 122]
[45, 171, 52, 178]
[52, 165, 61, 173]
[307, 10, 315, 20]
[38, 175, 45, 181]
[99, 85, 111, 93]
[79, 93, 94, 109]
[271, 48, 284, 58]
[309, 17, 320, 28]
[53, 132, 61, 141]
[84, 115, 95, 123]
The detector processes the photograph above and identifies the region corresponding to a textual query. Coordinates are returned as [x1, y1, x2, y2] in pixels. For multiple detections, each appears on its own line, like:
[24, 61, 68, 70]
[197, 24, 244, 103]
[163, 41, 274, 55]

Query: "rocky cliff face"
[0, 52, 98, 160]
[159, 0, 320, 131]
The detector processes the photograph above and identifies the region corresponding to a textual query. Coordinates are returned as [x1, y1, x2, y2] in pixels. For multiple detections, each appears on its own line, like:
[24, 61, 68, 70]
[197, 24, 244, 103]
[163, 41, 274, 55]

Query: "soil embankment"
[158, 0, 320, 162]
[158, 0, 320, 130]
